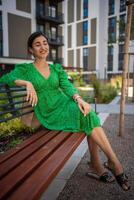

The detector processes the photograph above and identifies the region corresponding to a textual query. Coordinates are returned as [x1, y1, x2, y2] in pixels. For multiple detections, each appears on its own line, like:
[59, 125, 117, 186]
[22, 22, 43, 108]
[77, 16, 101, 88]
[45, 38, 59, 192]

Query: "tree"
[119, 0, 134, 136]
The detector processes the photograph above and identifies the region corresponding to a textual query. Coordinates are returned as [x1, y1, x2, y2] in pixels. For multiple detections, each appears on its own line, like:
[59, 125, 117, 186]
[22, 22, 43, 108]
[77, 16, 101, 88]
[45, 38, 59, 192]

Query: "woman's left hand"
[77, 98, 91, 116]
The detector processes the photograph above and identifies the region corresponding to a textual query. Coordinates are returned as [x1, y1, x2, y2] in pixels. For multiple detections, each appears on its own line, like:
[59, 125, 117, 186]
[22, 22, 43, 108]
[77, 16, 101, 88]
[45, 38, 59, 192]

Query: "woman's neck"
[34, 59, 48, 68]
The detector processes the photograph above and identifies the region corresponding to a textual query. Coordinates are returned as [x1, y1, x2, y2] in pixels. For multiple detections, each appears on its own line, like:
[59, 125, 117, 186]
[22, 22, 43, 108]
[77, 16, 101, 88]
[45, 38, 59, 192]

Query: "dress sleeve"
[0, 63, 28, 87]
[54, 63, 78, 98]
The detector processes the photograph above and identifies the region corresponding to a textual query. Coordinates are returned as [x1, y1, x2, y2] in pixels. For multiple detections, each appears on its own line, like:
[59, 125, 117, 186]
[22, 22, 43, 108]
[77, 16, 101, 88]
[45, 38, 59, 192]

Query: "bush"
[0, 114, 34, 139]
[68, 71, 86, 87]
[110, 75, 122, 90]
[91, 77, 118, 103]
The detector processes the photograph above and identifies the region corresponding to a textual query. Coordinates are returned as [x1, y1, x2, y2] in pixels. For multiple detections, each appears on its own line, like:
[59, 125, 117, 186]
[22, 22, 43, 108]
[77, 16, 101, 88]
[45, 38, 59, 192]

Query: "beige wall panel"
[76, 49, 80, 67]
[68, 25, 72, 48]
[77, 22, 82, 46]
[8, 13, 31, 58]
[68, 50, 74, 66]
[58, 46, 62, 58]
[88, 47, 96, 70]
[77, 0, 81, 21]
[91, 18, 97, 44]
[16, 0, 31, 13]
[68, 0, 74, 23]
[58, 26, 62, 35]
[58, 1, 62, 13]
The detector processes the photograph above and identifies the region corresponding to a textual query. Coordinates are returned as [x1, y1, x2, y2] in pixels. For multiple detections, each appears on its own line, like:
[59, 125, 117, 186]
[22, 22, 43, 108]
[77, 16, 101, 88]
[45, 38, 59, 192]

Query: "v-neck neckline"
[31, 63, 52, 80]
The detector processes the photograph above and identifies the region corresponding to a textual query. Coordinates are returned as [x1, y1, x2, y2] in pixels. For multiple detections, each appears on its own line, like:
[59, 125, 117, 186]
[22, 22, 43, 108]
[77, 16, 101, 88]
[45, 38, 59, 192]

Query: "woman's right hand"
[26, 82, 38, 107]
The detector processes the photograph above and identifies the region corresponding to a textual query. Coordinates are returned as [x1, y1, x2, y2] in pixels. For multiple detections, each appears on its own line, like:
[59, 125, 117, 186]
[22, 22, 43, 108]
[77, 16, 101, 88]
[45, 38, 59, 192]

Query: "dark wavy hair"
[27, 31, 49, 50]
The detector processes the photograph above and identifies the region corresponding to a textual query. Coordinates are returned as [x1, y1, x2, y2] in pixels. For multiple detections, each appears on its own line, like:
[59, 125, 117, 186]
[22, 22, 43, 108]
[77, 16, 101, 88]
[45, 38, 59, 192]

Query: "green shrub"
[68, 71, 86, 87]
[91, 77, 118, 103]
[0, 114, 34, 139]
[110, 75, 122, 90]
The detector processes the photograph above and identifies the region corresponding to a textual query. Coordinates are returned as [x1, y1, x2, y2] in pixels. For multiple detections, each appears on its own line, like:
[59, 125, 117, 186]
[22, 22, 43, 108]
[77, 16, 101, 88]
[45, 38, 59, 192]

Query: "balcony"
[119, 33, 125, 42]
[36, 5, 64, 24]
[48, 56, 63, 64]
[45, 32, 64, 46]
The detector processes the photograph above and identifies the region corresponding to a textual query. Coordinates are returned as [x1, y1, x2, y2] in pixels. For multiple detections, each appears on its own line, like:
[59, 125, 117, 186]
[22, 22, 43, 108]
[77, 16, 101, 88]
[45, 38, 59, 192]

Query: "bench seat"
[0, 127, 85, 200]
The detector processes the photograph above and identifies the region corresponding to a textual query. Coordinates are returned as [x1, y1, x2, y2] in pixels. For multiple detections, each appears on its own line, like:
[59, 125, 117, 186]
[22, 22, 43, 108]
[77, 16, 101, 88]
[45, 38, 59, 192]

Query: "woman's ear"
[28, 47, 33, 55]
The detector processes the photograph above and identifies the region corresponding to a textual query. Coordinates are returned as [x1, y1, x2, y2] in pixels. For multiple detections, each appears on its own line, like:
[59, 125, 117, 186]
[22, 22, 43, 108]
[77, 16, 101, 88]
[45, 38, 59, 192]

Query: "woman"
[0, 31, 130, 191]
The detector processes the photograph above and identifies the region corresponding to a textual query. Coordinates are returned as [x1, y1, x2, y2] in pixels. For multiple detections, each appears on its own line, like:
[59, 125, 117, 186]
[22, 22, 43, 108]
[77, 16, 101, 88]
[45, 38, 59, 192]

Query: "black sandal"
[104, 161, 131, 191]
[86, 171, 115, 183]
[116, 173, 131, 191]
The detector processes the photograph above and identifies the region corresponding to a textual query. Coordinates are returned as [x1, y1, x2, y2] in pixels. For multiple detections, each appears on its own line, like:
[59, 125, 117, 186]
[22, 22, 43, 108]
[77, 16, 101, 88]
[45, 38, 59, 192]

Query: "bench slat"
[0, 128, 49, 164]
[0, 132, 72, 200]
[6, 133, 85, 200]
[0, 130, 60, 179]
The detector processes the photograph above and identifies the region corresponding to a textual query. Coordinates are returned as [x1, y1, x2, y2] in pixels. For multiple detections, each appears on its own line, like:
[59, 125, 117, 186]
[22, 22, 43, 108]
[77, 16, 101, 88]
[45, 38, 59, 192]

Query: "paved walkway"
[40, 96, 134, 200]
[92, 104, 134, 114]
[90, 96, 134, 115]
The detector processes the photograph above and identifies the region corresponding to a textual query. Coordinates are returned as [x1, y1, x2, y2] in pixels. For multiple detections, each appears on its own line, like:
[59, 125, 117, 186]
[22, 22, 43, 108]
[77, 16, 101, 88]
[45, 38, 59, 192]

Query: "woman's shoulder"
[50, 63, 63, 72]
[14, 62, 32, 71]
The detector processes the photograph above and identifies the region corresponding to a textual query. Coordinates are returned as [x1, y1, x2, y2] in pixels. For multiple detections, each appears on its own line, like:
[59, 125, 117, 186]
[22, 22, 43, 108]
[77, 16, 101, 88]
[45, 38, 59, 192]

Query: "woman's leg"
[87, 136, 106, 175]
[89, 127, 123, 175]
[89, 127, 130, 190]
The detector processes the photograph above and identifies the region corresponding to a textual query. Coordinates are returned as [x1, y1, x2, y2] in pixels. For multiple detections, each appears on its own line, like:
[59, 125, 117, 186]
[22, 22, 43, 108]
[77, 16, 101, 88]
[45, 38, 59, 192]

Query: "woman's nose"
[40, 45, 45, 50]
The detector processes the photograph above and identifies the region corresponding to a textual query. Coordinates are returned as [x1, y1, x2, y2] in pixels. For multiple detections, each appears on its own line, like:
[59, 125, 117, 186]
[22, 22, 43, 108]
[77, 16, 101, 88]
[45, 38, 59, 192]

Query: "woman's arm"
[15, 80, 38, 107]
[55, 64, 91, 116]
[73, 94, 91, 116]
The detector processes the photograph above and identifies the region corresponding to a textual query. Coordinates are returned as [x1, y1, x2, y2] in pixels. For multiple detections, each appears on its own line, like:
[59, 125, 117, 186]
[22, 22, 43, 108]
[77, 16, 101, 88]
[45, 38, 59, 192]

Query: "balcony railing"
[36, 5, 64, 24]
[48, 56, 63, 64]
[45, 32, 64, 46]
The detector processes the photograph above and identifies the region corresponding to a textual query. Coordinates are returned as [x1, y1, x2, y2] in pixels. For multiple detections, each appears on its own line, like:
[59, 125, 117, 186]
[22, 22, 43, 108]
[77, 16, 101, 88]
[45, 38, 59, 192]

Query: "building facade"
[0, 0, 64, 75]
[63, 0, 134, 80]
[0, 0, 134, 80]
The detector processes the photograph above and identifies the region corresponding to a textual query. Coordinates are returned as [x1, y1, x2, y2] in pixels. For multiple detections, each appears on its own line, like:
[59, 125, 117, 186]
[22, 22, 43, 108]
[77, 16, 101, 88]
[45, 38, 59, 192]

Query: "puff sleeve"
[54, 63, 78, 98]
[0, 63, 28, 87]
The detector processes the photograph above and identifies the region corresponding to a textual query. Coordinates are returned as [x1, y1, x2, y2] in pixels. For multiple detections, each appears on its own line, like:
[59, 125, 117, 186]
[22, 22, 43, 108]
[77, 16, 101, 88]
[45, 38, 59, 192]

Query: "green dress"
[0, 63, 101, 136]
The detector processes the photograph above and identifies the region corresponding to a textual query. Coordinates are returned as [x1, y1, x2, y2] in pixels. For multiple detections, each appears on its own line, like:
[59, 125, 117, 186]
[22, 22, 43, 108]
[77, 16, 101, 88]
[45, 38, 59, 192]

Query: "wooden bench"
[0, 84, 86, 200]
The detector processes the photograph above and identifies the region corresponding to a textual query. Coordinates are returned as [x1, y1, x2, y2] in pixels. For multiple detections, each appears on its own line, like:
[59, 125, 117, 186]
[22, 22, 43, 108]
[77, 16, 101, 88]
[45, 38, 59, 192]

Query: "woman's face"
[29, 35, 49, 59]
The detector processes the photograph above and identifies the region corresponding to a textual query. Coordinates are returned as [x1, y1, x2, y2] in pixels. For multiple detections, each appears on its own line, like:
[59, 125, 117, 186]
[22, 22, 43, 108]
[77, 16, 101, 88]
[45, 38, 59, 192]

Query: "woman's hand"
[77, 98, 91, 117]
[26, 82, 38, 107]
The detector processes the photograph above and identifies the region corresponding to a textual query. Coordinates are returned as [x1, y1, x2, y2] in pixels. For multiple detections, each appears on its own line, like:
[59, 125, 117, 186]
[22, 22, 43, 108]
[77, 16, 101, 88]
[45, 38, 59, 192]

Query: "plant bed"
[0, 129, 36, 153]
[0, 116, 36, 153]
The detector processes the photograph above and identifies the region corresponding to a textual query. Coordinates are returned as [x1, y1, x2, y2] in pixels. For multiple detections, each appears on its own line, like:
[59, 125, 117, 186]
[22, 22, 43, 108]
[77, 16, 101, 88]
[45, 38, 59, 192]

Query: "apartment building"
[63, 0, 134, 80]
[0, 0, 134, 80]
[0, 0, 64, 75]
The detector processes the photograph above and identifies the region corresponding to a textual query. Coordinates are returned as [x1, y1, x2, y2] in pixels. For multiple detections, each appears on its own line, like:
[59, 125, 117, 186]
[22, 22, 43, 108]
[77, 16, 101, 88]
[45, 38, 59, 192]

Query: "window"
[119, 14, 126, 42]
[0, 11, 2, 56]
[83, 21, 88, 45]
[108, 46, 113, 71]
[0, 0, 2, 5]
[130, 7, 134, 40]
[108, 17, 116, 43]
[109, 0, 115, 15]
[37, 24, 45, 32]
[48, 6, 56, 18]
[120, 0, 126, 12]
[39, 3, 44, 16]
[118, 44, 124, 70]
[83, 48, 88, 71]
[83, 0, 88, 18]
[51, 27, 57, 40]
[51, 49, 57, 61]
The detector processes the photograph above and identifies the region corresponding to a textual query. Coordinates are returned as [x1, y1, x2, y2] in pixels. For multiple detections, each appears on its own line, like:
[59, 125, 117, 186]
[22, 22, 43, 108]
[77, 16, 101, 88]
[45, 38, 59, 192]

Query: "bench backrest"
[0, 83, 33, 123]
